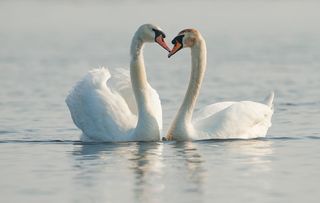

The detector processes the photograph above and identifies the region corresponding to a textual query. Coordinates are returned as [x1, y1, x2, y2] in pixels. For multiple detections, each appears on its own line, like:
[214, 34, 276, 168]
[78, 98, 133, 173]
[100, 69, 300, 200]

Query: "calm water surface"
[0, 0, 320, 202]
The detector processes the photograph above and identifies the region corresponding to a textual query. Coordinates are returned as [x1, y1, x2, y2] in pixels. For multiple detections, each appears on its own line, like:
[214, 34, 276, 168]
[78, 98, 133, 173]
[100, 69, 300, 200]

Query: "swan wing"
[193, 101, 235, 122]
[194, 100, 274, 139]
[66, 67, 137, 141]
[108, 68, 162, 131]
[147, 84, 163, 131]
[108, 68, 137, 115]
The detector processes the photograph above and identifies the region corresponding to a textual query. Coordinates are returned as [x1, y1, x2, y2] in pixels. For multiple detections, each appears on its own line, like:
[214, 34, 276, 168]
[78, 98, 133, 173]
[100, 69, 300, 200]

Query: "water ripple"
[1, 135, 320, 145]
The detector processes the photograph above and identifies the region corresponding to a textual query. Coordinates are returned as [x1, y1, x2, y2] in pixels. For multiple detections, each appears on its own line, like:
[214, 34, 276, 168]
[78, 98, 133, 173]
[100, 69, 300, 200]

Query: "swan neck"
[130, 33, 154, 118]
[176, 38, 207, 124]
[130, 34, 143, 58]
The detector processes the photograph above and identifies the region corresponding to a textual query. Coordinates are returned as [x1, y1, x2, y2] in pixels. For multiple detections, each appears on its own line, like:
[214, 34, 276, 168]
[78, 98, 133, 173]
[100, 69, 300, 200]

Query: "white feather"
[194, 100, 274, 139]
[66, 68, 137, 141]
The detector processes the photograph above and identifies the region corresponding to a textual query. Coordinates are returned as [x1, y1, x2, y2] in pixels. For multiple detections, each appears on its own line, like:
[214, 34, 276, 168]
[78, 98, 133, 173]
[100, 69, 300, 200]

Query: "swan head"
[168, 29, 201, 58]
[136, 24, 170, 52]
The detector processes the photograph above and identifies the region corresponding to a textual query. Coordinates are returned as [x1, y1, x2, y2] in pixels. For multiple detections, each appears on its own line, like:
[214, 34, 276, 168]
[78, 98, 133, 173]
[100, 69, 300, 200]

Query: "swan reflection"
[170, 142, 205, 202]
[129, 142, 164, 203]
[223, 139, 273, 173]
[72, 142, 164, 203]
[174, 142, 205, 186]
[70, 139, 273, 203]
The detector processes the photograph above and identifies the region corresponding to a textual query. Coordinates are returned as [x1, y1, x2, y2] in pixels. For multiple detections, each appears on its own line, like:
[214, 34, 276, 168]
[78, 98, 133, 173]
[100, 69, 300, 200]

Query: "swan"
[66, 24, 170, 142]
[166, 29, 274, 141]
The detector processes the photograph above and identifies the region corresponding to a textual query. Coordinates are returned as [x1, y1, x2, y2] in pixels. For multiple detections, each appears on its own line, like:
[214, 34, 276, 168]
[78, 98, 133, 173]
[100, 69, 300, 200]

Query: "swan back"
[194, 101, 274, 139]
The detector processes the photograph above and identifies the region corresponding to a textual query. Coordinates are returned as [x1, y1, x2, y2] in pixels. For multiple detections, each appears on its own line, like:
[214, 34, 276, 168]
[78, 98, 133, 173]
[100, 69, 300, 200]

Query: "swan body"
[166, 29, 274, 141]
[66, 24, 169, 142]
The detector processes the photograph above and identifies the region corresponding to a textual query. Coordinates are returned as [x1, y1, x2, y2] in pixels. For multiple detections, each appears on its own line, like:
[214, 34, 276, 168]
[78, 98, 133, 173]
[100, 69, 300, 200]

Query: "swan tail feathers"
[263, 91, 274, 108]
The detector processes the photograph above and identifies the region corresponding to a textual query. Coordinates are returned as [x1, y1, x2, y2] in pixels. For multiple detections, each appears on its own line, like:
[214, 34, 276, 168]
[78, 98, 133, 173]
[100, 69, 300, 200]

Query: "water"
[1, 0, 320, 202]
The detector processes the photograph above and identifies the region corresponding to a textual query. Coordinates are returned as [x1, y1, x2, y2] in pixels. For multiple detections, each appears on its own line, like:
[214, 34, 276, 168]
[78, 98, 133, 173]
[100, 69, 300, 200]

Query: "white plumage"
[194, 97, 274, 140]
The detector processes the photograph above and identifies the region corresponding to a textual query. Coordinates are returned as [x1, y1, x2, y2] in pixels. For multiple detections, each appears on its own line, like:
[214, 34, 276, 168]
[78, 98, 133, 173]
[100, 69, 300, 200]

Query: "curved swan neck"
[130, 34, 149, 110]
[176, 37, 207, 124]
[130, 33, 144, 58]
[128, 28, 161, 140]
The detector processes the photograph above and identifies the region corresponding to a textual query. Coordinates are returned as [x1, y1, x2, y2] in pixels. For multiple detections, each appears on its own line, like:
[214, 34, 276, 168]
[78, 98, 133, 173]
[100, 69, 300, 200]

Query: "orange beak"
[155, 35, 171, 52]
[168, 41, 182, 58]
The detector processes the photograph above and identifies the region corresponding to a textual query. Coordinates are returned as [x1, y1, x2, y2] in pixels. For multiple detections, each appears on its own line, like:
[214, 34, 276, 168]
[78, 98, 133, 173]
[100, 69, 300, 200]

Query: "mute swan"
[66, 24, 170, 142]
[166, 29, 274, 141]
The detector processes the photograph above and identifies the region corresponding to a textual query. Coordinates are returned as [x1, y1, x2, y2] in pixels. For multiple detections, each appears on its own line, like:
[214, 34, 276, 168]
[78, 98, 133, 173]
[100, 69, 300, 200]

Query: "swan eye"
[152, 28, 166, 40]
[171, 35, 184, 45]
